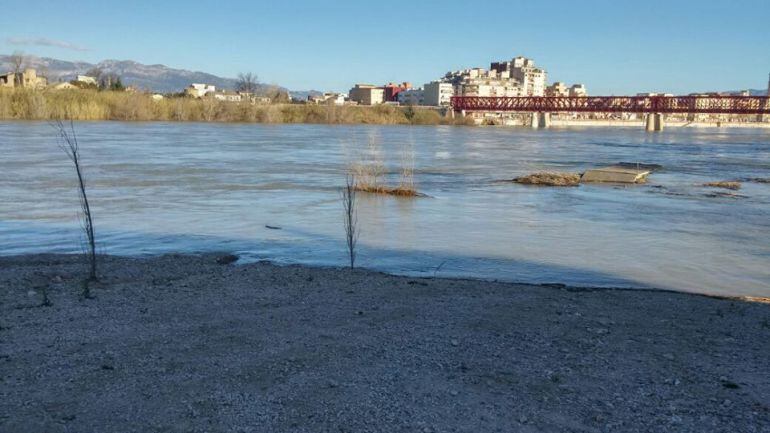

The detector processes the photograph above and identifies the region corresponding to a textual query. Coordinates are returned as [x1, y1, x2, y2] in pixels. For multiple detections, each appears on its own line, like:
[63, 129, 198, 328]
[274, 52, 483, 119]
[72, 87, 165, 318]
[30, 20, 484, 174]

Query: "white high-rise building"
[423, 81, 454, 106]
[491, 56, 547, 96]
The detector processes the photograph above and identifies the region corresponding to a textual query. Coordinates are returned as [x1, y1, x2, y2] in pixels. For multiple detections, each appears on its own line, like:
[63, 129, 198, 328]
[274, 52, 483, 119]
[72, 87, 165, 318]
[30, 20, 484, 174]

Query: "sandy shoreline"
[1, 253, 769, 432]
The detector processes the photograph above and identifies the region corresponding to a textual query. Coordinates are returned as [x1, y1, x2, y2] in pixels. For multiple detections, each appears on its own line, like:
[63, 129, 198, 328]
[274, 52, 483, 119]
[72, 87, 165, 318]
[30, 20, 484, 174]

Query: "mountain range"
[0, 54, 295, 95]
[2, 54, 765, 98]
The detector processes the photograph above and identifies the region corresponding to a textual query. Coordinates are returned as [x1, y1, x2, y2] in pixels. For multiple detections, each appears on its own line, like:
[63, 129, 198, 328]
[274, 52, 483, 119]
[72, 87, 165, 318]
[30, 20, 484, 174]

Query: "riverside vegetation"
[0, 88, 475, 125]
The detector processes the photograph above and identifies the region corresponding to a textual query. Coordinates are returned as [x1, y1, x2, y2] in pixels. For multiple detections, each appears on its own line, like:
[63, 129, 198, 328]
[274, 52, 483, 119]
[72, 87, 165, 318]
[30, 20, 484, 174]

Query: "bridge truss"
[450, 95, 770, 115]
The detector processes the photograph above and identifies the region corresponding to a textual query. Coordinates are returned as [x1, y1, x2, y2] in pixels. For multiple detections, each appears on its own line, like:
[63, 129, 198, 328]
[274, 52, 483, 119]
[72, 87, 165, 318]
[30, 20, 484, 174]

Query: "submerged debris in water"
[512, 172, 581, 187]
[746, 177, 770, 184]
[645, 185, 689, 197]
[616, 162, 663, 171]
[704, 191, 747, 199]
[703, 181, 741, 190]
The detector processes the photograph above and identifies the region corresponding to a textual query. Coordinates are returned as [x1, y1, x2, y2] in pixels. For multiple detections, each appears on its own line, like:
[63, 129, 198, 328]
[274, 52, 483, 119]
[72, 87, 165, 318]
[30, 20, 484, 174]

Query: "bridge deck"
[451, 95, 770, 115]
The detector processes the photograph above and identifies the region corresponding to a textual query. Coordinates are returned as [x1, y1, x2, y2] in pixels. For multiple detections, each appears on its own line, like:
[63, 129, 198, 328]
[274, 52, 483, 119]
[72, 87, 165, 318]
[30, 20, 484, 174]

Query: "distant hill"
[0, 54, 288, 94]
[288, 89, 324, 101]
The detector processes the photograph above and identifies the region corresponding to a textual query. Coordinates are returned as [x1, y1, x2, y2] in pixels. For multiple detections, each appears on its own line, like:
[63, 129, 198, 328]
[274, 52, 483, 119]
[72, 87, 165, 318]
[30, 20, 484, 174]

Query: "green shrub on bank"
[0, 88, 470, 126]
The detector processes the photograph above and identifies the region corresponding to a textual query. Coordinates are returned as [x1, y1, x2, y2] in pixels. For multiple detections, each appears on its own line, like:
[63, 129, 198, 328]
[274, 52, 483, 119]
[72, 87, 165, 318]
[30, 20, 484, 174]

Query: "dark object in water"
[704, 191, 747, 199]
[216, 254, 239, 265]
[703, 181, 741, 190]
[265, 225, 282, 230]
[745, 177, 770, 184]
[616, 162, 663, 171]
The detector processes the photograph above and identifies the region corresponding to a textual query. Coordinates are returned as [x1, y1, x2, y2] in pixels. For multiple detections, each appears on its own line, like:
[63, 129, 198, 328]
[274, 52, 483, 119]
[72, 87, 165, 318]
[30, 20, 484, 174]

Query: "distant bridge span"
[451, 95, 770, 115]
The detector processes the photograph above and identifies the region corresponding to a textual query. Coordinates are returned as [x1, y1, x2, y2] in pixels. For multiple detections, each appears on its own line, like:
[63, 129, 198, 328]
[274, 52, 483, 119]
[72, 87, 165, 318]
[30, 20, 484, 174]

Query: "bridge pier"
[530, 112, 551, 129]
[645, 113, 664, 132]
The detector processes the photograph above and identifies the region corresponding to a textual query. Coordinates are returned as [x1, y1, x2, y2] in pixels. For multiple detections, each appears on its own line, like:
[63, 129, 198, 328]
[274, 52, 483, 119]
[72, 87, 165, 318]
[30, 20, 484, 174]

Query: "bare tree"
[102, 73, 123, 91]
[341, 174, 359, 269]
[236, 72, 259, 94]
[84, 67, 104, 89]
[85, 67, 103, 80]
[265, 85, 290, 103]
[11, 51, 25, 86]
[53, 121, 98, 297]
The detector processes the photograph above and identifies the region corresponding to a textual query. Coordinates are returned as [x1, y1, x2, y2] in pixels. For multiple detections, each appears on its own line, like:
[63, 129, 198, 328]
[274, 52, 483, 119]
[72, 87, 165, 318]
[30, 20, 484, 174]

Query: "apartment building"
[546, 82, 588, 97]
[0, 68, 47, 89]
[397, 88, 424, 106]
[309, 92, 347, 105]
[185, 83, 216, 98]
[438, 56, 547, 100]
[384, 82, 411, 102]
[569, 84, 587, 97]
[546, 82, 569, 96]
[491, 56, 547, 96]
[349, 84, 385, 105]
[423, 81, 454, 106]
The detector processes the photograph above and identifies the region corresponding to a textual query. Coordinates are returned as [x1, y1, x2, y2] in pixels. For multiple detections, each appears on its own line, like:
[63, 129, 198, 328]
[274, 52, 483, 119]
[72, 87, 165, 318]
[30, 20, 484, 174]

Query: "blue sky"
[1, 0, 768, 94]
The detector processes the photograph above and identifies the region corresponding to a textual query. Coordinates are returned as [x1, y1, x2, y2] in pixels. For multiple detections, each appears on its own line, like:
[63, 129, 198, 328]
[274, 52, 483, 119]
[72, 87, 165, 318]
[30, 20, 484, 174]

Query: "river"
[1, 121, 768, 296]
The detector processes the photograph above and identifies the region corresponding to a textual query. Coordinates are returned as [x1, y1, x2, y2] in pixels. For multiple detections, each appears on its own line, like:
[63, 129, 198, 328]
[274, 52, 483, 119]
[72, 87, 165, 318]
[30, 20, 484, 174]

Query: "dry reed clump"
[703, 181, 741, 190]
[512, 172, 582, 187]
[352, 183, 421, 197]
[348, 138, 421, 197]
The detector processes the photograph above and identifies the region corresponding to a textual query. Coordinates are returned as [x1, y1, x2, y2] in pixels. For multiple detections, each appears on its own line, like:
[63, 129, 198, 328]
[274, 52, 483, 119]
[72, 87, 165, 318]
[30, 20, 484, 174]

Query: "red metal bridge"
[451, 95, 770, 115]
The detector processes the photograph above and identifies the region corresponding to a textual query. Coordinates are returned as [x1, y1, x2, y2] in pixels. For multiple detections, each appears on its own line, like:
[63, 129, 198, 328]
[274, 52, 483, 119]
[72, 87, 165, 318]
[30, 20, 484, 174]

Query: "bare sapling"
[53, 120, 98, 297]
[396, 144, 416, 195]
[341, 174, 359, 269]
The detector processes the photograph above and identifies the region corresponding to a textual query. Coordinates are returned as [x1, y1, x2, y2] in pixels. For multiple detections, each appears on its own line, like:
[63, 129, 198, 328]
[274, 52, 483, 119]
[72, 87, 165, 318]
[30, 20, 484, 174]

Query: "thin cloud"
[7, 37, 90, 52]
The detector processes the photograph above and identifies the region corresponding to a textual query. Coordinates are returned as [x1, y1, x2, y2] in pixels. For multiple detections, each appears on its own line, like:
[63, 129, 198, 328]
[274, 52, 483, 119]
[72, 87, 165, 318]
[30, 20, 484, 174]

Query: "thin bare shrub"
[341, 174, 359, 269]
[53, 120, 98, 297]
[350, 136, 386, 193]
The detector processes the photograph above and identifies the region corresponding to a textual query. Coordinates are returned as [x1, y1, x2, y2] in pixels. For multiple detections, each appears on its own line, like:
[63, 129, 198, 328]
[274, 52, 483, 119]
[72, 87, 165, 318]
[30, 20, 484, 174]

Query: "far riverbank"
[0, 88, 472, 125]
[3, 88, 769, 128]
[1, 253, 769, 432]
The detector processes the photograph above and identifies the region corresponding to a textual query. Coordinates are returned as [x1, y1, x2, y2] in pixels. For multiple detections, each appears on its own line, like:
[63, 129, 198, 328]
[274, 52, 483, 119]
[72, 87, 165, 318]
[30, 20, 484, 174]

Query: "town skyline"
[1, 0, 769, 94]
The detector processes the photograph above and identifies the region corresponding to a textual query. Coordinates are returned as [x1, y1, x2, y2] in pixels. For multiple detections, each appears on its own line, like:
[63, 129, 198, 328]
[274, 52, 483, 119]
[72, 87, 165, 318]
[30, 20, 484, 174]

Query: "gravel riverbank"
[1, 253, 768, 432]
